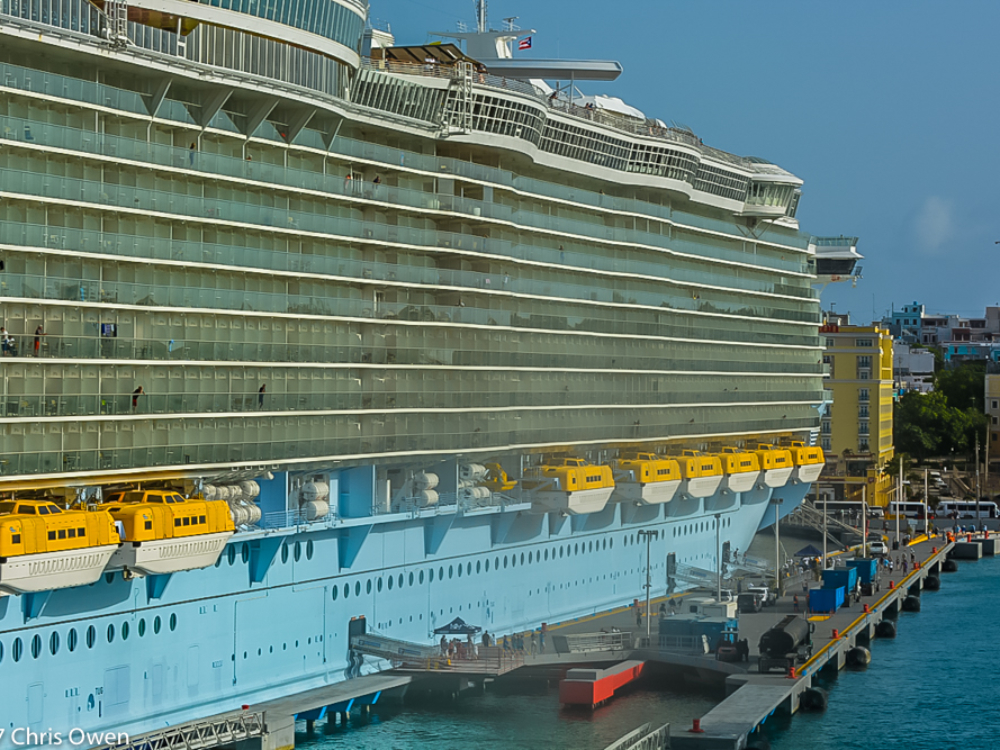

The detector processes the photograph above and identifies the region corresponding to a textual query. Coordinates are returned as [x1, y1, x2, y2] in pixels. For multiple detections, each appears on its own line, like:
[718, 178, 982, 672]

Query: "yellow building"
[988, 372, 1000, 452]
[820, 320, 895, 506]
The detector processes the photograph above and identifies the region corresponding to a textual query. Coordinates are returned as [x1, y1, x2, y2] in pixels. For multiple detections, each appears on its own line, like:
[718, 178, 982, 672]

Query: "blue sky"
[378, 0, 1000, 323]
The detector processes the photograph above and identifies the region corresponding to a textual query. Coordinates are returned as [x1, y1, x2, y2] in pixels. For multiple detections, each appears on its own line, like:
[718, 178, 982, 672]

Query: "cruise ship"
[0, 0, 833, 743]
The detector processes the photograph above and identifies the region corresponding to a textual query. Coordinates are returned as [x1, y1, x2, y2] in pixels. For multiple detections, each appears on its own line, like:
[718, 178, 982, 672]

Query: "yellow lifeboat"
[719, 448, 762, 493]
[103, 489, 235, 575]
[753, 445, 794, 488]
[521, 457, 615, 515]
[0, 499, 119, 595]
[677, 451, 724, 498]
[786, 441, 825, 483]
[481, 463, 518, 493]
[612, 452, 681, 505]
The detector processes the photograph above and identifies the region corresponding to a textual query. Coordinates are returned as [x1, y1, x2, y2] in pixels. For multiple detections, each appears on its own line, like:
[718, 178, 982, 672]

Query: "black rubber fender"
[746, 737, 772, 750]
[924, 575, 941, 591]
[875, 620, 897, 638]
[800, 686, 829, 711]
[902, 595, 921, 612]
[942, 559, 959, 573]
[846, 646, 872, 668]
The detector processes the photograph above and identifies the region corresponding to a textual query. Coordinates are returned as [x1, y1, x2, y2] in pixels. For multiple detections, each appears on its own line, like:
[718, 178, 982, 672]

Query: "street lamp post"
[714, 513, 722, 602]
[637, 529, 655, 643]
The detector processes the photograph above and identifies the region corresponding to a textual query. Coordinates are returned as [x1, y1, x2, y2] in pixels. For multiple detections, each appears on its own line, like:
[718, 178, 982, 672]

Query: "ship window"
[344, 583, 350, 598]
[439, 566, 445, 580]
[281, 544, 289, 564]
[294, 542, 302, 562]
[527, 553, 532, 564]
[173, 495, 185, 503]
[154, 616, 162, 635]
[169, 614, 177, 632]
[174, 519, 181, 527]
[387, 576, 393, 590]
[558, 547, 563, 559]
[121, 622, 130, 641]
[86, 626, 96, 648]
[38, 506, 50, 516]
[138, 619, 146, 637]
[145, 521, 152, 530]
[366, 579, 372, 594]
[332, 586, 338, 601]
[57, 529, 66, 540]
[355, 582, 361, 596]
[449, 565, 454, 579]
[13, 637, 23, 662]
[31, 635, 41, 659]
[78, 528, 85, 537]
[200, 516, 207, 524]
[68, 528, 76, 538]
[518, 555, 524, 568]
[12, 534, 21, 544]
[429, 569, 435, 583]
[378, 577, 383, 591]
[107, 625, 115, 643]
[50, 632, 59, 656]
[409, 572, 415, 586]
[306, 541, 314, 560]
[241, 543, 249, 564]
[399, 574, 404, 589]
[544, 549, 549, 561]
[48, 506, 62, 514]
[503, 556, 508, 569]
[419, 570, 425, 584]
[574, 544, 579, 556]
[18, 505, 36, 514]
[228, 546, 236, 565]
[183, 517, 191, 526]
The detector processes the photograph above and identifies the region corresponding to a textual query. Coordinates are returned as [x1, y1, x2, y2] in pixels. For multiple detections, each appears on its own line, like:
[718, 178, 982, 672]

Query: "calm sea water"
[296, 555, 997, 750]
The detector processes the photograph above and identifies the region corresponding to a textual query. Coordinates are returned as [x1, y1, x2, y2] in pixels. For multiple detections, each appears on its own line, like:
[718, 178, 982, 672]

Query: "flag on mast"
[518, 36, 532, 50]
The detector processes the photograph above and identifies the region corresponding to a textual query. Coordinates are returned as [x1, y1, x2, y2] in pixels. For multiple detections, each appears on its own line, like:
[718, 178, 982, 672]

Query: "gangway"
[89, 710, 264, 750]
[673, 562, 724, 590]
[603, 722, 669, 750]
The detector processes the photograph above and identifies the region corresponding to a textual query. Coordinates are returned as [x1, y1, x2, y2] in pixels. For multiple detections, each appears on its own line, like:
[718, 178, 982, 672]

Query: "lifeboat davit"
[786, 441, 826, 483]
[522, 457, 615, 515]
[719, 448, 761, 493]
[754, 445, 794, 488]
[677, 451, 723, 499]
[612, 452, 681, 505]
[0, 499, 118, 595]
[104, 490, 235, 575]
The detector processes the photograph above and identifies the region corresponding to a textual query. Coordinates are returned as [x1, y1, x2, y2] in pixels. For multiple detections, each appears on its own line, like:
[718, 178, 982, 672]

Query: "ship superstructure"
[0, 0, 829, 742]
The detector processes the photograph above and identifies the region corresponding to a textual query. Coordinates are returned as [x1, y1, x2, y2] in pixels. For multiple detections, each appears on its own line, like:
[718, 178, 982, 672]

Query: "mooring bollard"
[832, 628, 839, 639]
[864, 603, 870, 614]
[932, 547, 937, 553]
[786, 666, 797, 679]
[689, 719, 705, 734]
[889, 581, 895, 589]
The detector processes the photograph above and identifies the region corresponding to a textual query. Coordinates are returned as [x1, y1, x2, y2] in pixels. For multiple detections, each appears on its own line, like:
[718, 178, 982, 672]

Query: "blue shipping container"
[845, 558, 879, 584]
[809, 586, 845, 613]
[821, 567, 858, 591]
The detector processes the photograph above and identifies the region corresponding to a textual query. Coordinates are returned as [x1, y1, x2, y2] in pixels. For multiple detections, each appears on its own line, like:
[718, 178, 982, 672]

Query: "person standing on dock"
[530, 631, 537, 655]
[793, 595, 800, 613]
[440, 634, 448, 656]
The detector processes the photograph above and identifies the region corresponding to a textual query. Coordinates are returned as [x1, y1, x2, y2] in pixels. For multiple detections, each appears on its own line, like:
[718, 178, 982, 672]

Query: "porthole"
[13, 637, 23, 662]
[0, 641, 3, 663]
[503, 556, 508, 569]
[494, 557, 500, 570]
[429, 569, 435, 582]
[294, 542, 302, 562]
[169, 613, 177, 632]
[520, 553, 525, 566]
[387, 576, 394, 590]
[527, 552, 532, 564]
[511, 555, 516, 569]
[68, 629, 78, 652]
[398, 574, 404, 588]
[87, 626, 97, 647]
[306, 541, 314, 560]
[138, 619, 146, 637]
[574, 544, 578, 556]
[241, 543, 250, 564]
[215, 556, 222, 568]
[332, 586, 339, 600]
[559, 547, 564, 559]
[485, 559, 491, 572]
[345, 583, 351, 598]
[153, 617, 162, 635]
[477, 560, 482, 573]
[355, 581, 361, 596]
[419, 570, 425, 584]
[409, 572, 415, 587]
[49, 632, 60, 656]
[610, 538, 614, 548]
[121, 622, 130, 641]
[377, 577, 383, 592]
[227, 545, 236, 565]
[544, 549, 549, 561]
[281, 543, 289, 564]
[448, 565, 454, 579]
[107, 624, 115, 643]
[31, 634, 41, 659]
[105, 572, 114, 584]
[439, 566, 445, 580]
[366, 579, 372, 594]
[467, 562, 472, 576]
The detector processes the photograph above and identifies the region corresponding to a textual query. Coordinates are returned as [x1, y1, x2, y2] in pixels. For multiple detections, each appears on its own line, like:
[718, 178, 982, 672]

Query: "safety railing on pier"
[350, 633, 525, 676]
[551, 630, 632, 654]
[90, 711, 264, 750]
[603, 723, 669, 750]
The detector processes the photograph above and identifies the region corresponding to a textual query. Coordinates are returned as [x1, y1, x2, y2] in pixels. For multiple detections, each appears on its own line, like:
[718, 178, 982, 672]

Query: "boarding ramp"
[89, 710, 264, 750]
[674, 562, 724, 589]
[603, 722, 669, 750]
[725, 553, 771, 577]
[351, 633, 525, 676]
[551, 630, 632, 654]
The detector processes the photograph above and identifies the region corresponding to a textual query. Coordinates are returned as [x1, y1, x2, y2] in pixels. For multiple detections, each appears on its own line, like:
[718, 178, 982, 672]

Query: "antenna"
[457, 20, 468, 32]
[476, 0, 487, 33]
[502, 16, 520, 31]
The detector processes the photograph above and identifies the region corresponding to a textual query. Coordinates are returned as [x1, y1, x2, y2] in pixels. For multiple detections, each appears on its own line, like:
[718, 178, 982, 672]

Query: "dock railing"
[552, 630, 632, 654]
[603, 723, 669, 750]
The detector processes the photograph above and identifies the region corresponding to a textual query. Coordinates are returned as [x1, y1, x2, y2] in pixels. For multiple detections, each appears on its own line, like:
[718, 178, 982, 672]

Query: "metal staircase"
[103, 0, 130, 48]
[444, 62, 475, 135]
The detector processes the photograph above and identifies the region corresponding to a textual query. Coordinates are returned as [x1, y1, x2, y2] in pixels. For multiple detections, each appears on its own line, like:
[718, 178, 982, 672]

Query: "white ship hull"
[109, 531, 234, 575]
[0, 544, 118, 595]
[763, 467, 794, 488]
[682, 475, 724, 499]
[613, 479, 681, 505]
[530, 486, 615, 515]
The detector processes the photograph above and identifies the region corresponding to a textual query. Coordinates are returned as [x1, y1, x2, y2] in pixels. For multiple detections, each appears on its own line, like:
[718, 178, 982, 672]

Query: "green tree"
[935, 362, 986, 411]
[894, 390, 987, 460]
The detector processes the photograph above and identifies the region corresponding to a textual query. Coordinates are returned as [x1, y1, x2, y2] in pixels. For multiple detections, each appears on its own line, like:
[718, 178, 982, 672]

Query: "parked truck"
[821, 566, 860, 605]
[845, 557, 881, 596]
[757, 615, 814, 674]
